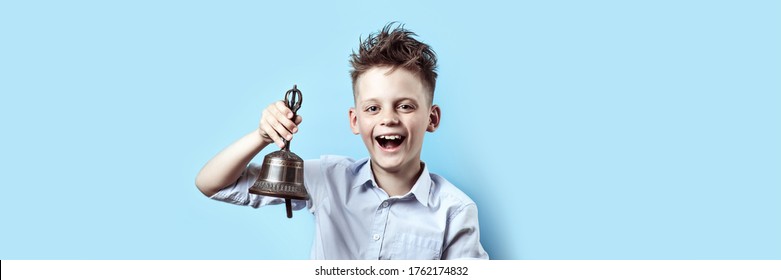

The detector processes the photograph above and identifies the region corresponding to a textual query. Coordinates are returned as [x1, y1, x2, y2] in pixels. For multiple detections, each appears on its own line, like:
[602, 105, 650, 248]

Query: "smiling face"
[350, 66, 440, 175]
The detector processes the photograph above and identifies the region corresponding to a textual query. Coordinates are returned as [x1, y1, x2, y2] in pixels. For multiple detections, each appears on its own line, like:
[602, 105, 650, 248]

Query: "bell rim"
[248, 187, 310, 200]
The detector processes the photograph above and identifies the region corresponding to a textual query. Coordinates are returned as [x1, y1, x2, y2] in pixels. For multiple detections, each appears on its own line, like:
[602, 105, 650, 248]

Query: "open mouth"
[375, 134, 406, 150]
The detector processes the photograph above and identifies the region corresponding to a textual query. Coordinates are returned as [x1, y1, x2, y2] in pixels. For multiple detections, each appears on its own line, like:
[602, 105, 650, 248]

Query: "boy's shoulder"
[427, 170, 477, 209]
[305, 155, 365, 172]
[303, 155, 368, 186]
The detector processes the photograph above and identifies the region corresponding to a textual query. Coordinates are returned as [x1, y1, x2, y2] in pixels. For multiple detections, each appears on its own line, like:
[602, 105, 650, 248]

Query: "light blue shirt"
[211, 155, 489, 260]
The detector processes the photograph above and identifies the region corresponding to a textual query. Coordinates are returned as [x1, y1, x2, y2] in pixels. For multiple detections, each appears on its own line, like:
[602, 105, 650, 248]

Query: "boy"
[195, 23, 488, 260]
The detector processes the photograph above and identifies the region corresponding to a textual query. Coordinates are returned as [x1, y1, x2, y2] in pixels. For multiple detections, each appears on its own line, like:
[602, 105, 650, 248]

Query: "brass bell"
[249, 85, 310, 218]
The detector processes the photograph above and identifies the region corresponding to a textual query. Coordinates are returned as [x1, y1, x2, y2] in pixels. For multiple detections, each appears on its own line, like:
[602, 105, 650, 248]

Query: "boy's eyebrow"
[358, 96, 420, 104]
[358, 98, 421, 107]
[358, 98, 380, 106]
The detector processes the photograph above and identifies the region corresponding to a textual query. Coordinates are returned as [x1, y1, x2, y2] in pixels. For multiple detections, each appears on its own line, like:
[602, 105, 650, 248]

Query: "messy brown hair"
[350, 23, 438, 103]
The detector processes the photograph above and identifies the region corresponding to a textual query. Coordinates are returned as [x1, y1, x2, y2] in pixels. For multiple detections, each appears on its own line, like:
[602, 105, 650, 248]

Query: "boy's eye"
[365, 106, 379, 112]
[398, 104, 415, 111]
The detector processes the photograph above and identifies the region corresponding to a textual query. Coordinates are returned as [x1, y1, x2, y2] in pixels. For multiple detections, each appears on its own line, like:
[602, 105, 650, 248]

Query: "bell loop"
[285, 84, 302, 115]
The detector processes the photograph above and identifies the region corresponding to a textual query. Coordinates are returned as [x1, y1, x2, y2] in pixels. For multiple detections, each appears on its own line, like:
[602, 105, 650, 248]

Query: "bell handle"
[282, 85, 302, 152]
[285, 198, 293, 218]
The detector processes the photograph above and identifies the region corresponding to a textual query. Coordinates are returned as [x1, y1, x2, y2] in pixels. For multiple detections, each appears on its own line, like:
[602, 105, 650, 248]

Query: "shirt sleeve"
[441, 203, 490, 260]
[209, 163, 309, 210]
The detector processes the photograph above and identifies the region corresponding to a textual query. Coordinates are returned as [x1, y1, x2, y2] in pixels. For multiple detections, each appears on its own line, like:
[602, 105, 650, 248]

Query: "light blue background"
[1, 0, 779, 260]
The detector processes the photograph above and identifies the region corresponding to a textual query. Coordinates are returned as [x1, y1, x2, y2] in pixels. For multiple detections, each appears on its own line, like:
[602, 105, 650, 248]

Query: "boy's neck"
[370, 160, 424, 197]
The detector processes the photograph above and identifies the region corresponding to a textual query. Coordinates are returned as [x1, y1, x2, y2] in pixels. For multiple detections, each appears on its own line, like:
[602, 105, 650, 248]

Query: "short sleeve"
[441, 204, 490, 259]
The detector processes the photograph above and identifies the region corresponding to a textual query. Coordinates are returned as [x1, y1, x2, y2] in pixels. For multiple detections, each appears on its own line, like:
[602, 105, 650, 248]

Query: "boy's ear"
[427, 105, 441, 132]
[349, 107, 360, 135]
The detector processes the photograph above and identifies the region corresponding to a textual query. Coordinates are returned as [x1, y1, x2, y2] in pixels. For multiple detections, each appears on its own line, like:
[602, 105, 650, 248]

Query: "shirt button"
[372, 234, 381, 241]
[381, 201, 389, 208]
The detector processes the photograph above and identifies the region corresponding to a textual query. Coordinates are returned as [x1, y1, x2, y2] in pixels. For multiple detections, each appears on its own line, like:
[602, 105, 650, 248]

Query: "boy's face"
[349, 66, 440, 175]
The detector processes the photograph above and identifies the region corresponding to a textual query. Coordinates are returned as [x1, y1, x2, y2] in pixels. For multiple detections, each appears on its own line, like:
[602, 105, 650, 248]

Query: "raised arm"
[195, 101, 302, 197]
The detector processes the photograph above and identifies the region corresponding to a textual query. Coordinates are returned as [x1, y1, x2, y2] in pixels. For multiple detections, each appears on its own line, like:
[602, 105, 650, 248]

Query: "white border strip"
[2, 260, 780, 280]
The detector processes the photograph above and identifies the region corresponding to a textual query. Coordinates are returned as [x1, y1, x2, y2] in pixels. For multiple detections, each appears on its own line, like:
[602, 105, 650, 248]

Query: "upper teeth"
[379, 135, 401, 140]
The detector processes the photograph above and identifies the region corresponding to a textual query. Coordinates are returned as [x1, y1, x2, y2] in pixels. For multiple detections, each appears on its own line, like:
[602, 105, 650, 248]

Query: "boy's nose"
[380, 113, 400, 126]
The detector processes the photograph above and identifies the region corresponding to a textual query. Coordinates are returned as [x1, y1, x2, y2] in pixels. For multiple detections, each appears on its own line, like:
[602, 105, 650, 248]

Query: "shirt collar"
[350, 158, 432, 207]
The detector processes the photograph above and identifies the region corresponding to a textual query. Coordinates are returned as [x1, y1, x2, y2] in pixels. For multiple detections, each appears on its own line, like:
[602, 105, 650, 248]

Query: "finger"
[260, 118, 282, 147]
[269, 103, 298, 134]
[260, 109, 278, 138]
[286, 116, 302, 133]
[261, 118, 285, 148]
[274, 100, 294, 119]
[269, 113, 294, 141]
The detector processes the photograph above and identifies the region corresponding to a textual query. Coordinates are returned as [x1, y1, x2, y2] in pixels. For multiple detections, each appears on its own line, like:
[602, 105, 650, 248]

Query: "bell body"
[249, 150, 309, 200]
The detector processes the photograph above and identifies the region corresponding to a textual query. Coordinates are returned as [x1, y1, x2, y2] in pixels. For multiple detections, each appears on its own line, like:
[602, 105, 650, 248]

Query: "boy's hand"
[259, 100, 303, 149]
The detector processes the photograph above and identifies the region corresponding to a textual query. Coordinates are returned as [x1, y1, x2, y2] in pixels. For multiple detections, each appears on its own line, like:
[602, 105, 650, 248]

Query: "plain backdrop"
[1, 0, 779, 259]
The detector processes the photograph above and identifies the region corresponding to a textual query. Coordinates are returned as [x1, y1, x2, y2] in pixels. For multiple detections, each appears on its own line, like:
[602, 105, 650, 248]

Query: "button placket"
[366, 196, 393, 259]
[371, 201, 392, 245]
